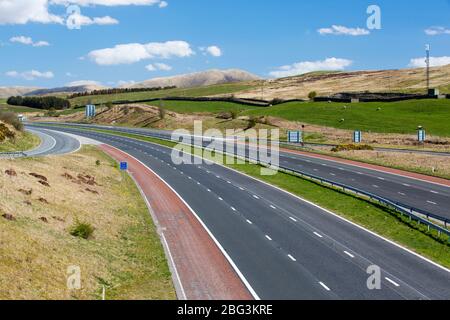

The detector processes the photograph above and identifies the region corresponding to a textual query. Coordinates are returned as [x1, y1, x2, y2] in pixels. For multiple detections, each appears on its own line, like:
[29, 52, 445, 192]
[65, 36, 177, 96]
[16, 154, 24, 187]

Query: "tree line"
[7, 96, 70, 110]
[68, 86, 178, 99]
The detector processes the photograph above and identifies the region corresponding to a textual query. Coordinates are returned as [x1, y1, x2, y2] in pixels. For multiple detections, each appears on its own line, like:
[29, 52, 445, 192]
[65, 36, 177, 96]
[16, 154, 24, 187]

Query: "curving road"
[24, 128, 81, 157]
[28, 122, 450, 221]
[25, 123, 450, 300]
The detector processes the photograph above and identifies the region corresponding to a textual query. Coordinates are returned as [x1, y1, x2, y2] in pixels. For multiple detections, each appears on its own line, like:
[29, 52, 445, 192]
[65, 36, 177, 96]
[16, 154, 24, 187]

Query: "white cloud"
[425, 26, 450, 36]
[206, 46, 222, 57]
[50, 0, 164, 6]
[269, 58, 353, 78]
[10, 36, 50, 47]
[67, 13, 119, 27]
[0, 0, 63, 25]
[66, 80, 102, 87]
[88, 41, 194, 65]
[0, 0, 166, 25]
[318, 25, 370, 36]
[146, 62, 172, 71]
[408, 56, 450, 68]
[6, 70, 54, 80]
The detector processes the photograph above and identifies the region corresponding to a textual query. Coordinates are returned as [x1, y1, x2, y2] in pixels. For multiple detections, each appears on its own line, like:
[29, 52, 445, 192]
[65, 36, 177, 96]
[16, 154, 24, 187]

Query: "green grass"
[47, 126, 450, 268]
[154, 100, 259, 114]
[0, 104, 42, 113]
[245, 99, 450, 137]
[0, 131, 40, 152]
[69, 82, 258, 107]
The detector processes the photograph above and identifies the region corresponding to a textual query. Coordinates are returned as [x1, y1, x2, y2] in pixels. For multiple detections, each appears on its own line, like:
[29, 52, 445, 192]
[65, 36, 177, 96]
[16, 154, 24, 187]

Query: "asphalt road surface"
[26, 124, 450, 300]
[29, 123, 450, 221]
[23, 128, 81, 157]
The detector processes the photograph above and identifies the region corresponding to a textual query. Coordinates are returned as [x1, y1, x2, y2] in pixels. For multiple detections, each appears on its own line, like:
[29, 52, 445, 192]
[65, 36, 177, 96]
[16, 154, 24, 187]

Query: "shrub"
[0, 112, 23, 131]
[331, 144, 374, 152]
[95, 160, 101, 166]
[308, 91, 317, 101]
[70, 221, 94, 239]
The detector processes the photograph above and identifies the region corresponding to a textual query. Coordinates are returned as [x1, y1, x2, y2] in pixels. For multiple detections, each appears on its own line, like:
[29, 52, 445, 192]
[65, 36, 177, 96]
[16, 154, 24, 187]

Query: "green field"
[244, 99, 450, 137]
[153, 100, 260, 114]
[69, 82, 258, 107]
[0, 104, 41, 113]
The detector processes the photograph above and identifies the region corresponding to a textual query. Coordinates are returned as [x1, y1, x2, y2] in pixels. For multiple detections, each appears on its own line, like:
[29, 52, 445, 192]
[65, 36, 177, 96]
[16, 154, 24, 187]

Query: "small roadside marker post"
[418, 129, 426, 143]
[120, 162, 128, 171]
[287, 131, 303, 144]
[353, 130, 362, 143]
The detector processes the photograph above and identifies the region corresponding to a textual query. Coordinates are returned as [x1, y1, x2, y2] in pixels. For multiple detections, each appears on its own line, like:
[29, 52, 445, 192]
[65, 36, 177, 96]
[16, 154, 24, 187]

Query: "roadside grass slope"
[0, 146, 175, 300]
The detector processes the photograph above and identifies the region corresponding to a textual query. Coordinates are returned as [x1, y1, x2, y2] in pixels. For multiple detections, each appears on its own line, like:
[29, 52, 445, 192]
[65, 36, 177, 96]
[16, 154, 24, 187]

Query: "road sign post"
[353, 131, 362, 143]
[86, 105, 96, 118]
[120, 162, 128, 171]
[418, 129, 426, 143]
[287, 131, 303, 144]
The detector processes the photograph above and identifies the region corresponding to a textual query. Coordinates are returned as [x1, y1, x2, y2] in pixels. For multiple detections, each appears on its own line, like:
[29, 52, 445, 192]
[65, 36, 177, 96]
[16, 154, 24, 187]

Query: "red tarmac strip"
[99, 144, 253, 300]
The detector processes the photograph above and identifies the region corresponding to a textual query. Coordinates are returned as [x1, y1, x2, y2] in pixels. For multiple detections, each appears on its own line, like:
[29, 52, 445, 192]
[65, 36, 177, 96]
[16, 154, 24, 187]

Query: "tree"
[308, 91, 317, 101]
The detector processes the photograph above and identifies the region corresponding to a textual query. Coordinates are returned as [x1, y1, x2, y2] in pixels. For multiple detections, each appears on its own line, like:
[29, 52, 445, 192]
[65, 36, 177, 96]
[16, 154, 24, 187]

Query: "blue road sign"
[418, 130, 426, 142]
[353, 131, 362, 143]
[86, 104, 96, 118]
[287, 131, 303, 143]
[120, 162, 128, 171]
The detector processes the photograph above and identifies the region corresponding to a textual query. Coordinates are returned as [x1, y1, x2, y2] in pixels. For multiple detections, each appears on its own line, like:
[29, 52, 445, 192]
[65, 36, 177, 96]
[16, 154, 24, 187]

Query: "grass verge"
[0, 131, 40, 153]
[69, 128, 450, 269]
[0, 145, 175, 300]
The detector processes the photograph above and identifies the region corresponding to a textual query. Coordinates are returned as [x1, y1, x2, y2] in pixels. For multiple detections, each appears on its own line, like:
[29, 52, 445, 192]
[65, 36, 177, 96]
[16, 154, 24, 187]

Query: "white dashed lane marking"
[385, 277, 400, 287]
[265, 235, 273, 241]
[288, 254, 297, 262]
[344, 251, 355, 258]
[319, 282, 331, 291]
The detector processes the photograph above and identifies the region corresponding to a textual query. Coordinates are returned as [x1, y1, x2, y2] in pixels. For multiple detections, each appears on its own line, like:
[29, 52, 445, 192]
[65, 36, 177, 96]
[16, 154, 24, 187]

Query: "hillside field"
[69, 82, 258, 107]
[244, 99, 450, 137]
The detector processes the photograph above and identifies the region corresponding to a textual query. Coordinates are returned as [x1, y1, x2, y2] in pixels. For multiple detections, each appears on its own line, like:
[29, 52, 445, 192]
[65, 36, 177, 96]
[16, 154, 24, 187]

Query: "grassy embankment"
[0, 146, 175, 300]
[69, 82, 258, 107]
[67, 128, 450, 269]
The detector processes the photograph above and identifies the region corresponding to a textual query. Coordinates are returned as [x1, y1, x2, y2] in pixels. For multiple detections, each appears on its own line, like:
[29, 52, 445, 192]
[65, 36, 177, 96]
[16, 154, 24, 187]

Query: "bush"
[0, 112, 23, 131]
[70, 221, 94, 239]
[331, 144, 374, 152]
[7, 95, 70, 110]
[308, 91, 317, 101]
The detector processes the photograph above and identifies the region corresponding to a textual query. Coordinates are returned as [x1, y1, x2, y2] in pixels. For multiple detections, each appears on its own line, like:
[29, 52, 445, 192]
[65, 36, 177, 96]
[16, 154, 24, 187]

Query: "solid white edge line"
[126, 165, 187, 300]
[103, 145, 261, 300]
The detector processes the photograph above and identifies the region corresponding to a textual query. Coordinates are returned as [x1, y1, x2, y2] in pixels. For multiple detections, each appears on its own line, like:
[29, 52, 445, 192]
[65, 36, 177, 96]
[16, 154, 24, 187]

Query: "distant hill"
[127, 69, 261, 89]
[234, 64, 450, 100]
[25, 84, 108, 97]
[0, 87, 40, 98]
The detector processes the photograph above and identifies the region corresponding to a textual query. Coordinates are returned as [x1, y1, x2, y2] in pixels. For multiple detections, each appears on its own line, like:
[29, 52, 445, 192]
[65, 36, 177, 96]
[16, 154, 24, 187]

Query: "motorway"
[29, 123, 450, 221]
[24, 128, 81, 157]
[25, 123, 450, 300]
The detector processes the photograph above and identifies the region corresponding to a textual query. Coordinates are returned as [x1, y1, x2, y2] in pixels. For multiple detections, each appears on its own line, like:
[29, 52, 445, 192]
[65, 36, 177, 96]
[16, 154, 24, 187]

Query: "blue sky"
[0, 0, 449, 87]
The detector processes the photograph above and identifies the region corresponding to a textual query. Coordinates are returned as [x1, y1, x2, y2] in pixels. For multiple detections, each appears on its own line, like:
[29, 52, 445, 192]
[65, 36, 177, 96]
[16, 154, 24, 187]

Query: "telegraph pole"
[426, 44, 430, 93]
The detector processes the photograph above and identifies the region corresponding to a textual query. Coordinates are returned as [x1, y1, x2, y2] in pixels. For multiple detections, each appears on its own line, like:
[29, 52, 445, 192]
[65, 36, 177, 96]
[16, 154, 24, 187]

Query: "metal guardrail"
[28, 123, 450, 239]
[0, 151, 26, 158]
